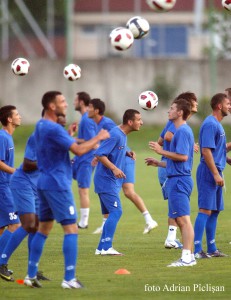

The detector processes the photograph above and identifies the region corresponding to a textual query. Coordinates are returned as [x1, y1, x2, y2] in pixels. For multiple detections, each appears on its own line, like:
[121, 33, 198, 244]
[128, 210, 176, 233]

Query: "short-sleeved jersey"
[96, 116, 117, 132]
[199, 115, 226, 171]
[166, 123, 194, 177]
[0, 129, 14, 185]
[34, 119, 75, 191]
[160, 120, 176, 161]
[75, 112, 97, 164]
[10, 133, 39, 190]
[94, 126, 127, 194]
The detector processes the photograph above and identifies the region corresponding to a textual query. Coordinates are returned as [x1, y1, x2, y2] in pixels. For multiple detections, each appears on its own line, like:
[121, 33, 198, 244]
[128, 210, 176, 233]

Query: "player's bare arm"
[202, 147, 224, 186]
[126, 150, 136, 160]
[226, 142, 231, 152]
[149, 141, 188, 162]
[70, 129, 109, 156]
[164, 131, 174, 142]
[22, 158, 37, 172]
[68, 122, 78, 137]
[157, 136, 164, 146]
[194, 142, 199, 153]
[95, 155, 126, 179]
[0, 160, 16, 174]
[145, 157, 166, 168]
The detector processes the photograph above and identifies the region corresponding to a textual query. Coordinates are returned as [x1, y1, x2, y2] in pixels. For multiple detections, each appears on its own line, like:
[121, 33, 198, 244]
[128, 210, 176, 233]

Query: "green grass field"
[1, 125, 231, 300]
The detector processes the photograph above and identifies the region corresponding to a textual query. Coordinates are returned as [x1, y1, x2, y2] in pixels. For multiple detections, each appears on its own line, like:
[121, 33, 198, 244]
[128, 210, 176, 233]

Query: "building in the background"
[73, 0, 224, 59]
[0, 0, 226, 60]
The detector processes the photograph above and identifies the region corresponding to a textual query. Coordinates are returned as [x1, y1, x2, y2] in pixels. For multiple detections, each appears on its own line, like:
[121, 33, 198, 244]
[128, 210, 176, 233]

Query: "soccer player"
[146, 98, 195, 267]
[88, 98, 157, 235]
[193, 93, 230, 258]
[0, 105, 21, 280]
[0, 114, 70, 282]
[156, 92, 198, 249]
[72, 92, 97, 229]
[24, 91, 109, 288]
[94, 109, 143, 255]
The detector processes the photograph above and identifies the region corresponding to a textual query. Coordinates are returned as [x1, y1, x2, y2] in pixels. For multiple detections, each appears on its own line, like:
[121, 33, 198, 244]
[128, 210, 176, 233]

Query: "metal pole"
[194, 0, 205, 35]
[1, 0, 36, 58]
[1, 0, 9, 60]
[14, 0, 57, 59]
[65, 0, 74, 63]
[47, 0, 55, 47]
[208, 0, 217, 95]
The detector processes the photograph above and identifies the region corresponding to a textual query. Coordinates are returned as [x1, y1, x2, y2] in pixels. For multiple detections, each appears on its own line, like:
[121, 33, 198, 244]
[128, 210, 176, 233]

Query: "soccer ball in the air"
[222, 0, 231, 12]
[110, 27, 134, 51]
[11, 58, 30, 76]
[138, 91, 158, 110]
[126, 16, 150, 39]
[63, 64, 81, 81]
[146, 0, 176, 12]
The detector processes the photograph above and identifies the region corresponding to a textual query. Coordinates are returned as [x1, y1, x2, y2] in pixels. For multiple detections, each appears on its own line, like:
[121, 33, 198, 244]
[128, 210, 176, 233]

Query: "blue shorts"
[98, 193, 122, 215]
[122, 160, 135, 184]
[168, 176, 193, 218]
[73, 160, 94, 188]
[197, 163, 224, 211]
[158, 167, 168, 200]
[38, 189, 77, 223]
[0, 186, 20, 227]
[11, 187, 39, 216]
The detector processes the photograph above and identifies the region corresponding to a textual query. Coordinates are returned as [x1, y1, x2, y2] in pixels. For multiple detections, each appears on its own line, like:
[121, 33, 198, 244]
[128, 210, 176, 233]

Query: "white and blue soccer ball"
[110, 27, 134, 51]
[146, 0, 176, 12]
[126, 16, 150, 39]
[63, 64, 81, 81]
[11, 57, 30, 76]
[222, 0, 231, 12]
[138, 90, 158, 110]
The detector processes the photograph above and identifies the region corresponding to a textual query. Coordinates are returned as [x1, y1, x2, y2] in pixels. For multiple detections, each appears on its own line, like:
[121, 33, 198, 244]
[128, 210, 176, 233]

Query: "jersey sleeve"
[174, 129, 190, 155]
[0, 135, 7, 161]
[24, 134, 37, 161]
[50, 125, 76, 151]
[200, 122, 216, 149]
[95, 136, 117, 157]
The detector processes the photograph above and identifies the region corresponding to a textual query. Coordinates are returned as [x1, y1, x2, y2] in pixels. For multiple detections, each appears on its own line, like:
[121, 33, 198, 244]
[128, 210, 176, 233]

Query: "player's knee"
[22, 222, 37, 233]
[123, 188, 134, 199]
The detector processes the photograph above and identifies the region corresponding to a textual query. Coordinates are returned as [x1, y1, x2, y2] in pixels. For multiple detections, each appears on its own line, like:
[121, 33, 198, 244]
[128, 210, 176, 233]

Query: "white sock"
[166, 226, 177, 241]
[181, 249, 191, 263]
[79, 208, 90, 227]
[142, 211, 153, 223]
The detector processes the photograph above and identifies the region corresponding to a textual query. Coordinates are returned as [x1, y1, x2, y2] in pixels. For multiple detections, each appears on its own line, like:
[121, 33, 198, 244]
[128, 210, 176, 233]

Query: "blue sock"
[28, 233, 35, 259]
[0, 230, 12, 257]
[63, 234, 78, 281]
[206, 212, 219, 253]
[194, 212, 209, 254]
[28, 232, 47, 278]
[102, 210, 122, 251]
[97, 227, 106, 251]
[0, 227, 28, 265]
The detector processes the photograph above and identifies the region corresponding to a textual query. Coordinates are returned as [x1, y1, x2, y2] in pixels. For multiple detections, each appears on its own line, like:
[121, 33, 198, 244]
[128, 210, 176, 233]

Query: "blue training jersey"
[95, 116, 134, 173]
[160, 120, 176, 161]
[94, 126, 127, 194]
[74, 112, 97, 164]
[10, 133, 39, 190]
[166, 123, 194, 177]
[34, 119, 76, 191]
[199, 115, 226, 171]
[0, 129, 14, 185]
[96, 116, 117, 132]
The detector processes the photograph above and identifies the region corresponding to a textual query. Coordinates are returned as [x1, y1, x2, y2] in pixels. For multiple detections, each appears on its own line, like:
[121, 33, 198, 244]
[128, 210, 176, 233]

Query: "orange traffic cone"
[114, 269, 131, 275]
